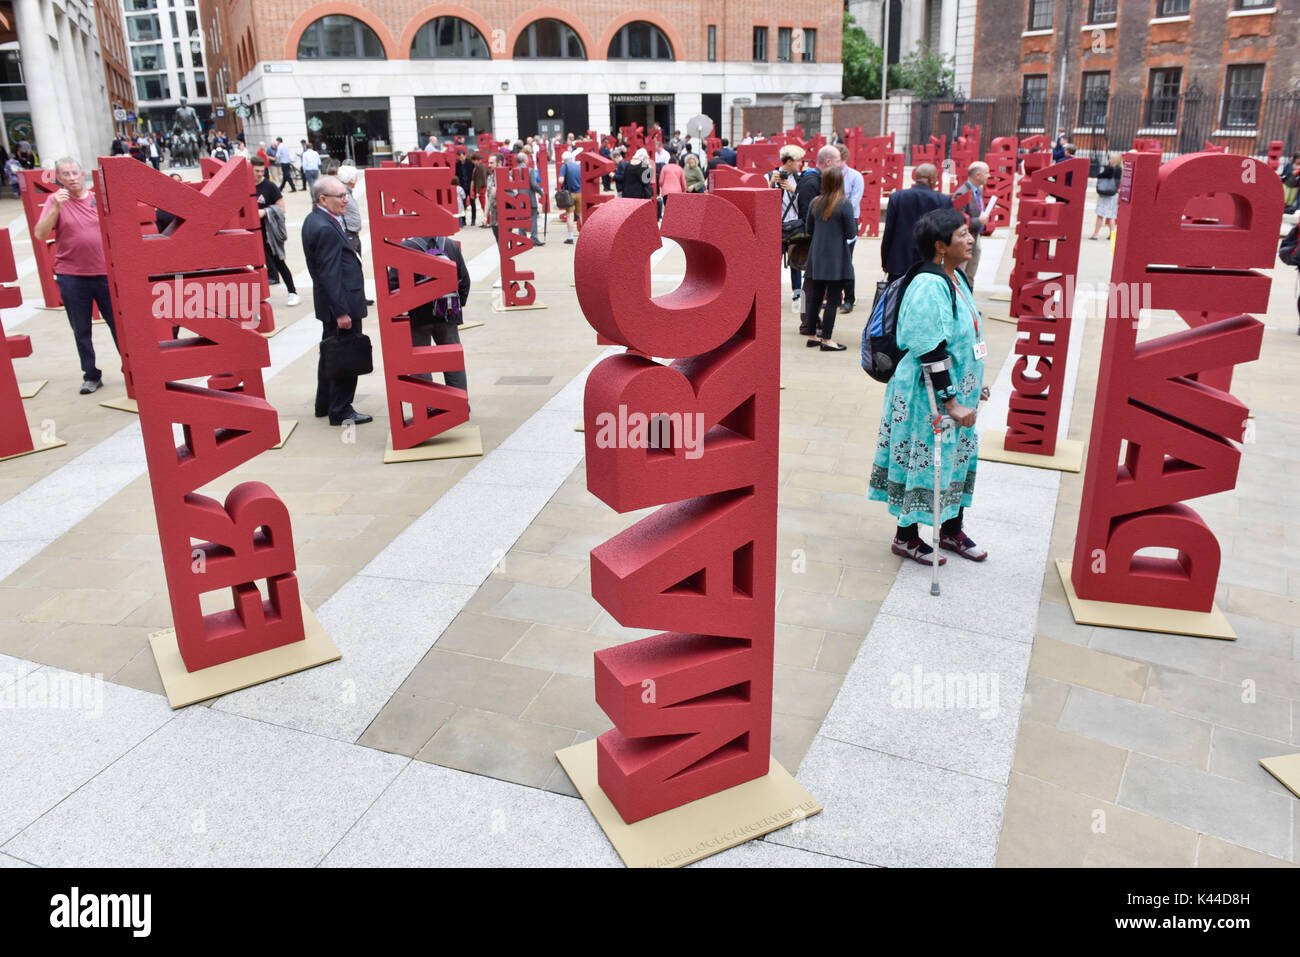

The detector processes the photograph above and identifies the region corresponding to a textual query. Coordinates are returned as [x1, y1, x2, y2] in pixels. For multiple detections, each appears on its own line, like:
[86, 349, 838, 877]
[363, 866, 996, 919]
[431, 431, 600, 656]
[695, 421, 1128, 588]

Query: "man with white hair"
[952, 161, 991, 282]
[560, 150, 583, 243]
[302, 174, 372, 426]
[770, 144, 806, 310]
[33, 157, 120, 394]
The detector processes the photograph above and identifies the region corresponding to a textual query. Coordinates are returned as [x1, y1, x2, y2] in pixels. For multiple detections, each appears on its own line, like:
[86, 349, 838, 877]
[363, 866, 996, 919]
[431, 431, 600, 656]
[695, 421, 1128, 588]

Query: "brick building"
[196, 0, 843, 165]
[972, 1, 1300, 156]
[96, 0, 134, 138]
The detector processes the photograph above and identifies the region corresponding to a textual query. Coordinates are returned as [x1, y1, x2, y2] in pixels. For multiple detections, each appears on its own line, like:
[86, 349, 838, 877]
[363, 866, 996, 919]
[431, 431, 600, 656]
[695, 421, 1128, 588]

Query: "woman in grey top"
[801, 165, 857, 351]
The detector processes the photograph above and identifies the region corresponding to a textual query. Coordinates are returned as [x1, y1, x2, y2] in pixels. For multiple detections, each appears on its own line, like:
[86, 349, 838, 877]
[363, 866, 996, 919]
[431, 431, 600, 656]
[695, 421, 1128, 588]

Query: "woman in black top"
[621, 148, 654, 200]
[801, 166, 857, 351]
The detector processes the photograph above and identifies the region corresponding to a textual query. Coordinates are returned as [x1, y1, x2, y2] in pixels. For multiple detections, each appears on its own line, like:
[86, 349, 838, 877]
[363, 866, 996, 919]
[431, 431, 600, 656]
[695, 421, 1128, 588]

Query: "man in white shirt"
[423, 133, 438, 152]
[275, 137, 297, 192]
[835, 144, 865, 313]
[300, 139, 321, 192]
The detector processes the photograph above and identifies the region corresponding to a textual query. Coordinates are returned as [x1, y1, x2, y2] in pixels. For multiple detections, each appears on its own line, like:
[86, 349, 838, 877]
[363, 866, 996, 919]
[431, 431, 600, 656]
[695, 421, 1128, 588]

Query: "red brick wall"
[96, 0, 135, 117]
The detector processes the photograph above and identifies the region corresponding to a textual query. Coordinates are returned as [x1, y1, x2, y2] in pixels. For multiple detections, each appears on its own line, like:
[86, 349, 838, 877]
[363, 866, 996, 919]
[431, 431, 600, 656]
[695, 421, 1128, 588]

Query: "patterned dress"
[868, 270, 986, 527]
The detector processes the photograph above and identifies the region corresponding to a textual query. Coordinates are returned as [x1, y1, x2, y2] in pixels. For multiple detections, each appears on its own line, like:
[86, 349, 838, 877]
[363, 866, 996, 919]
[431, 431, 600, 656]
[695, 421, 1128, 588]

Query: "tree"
[889, 47, 956, 100]
[841, 12, 884, 99]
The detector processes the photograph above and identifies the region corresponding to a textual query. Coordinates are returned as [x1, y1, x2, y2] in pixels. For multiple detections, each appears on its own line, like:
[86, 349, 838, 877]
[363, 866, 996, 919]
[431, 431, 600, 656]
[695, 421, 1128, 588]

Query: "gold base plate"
[18, 380, 46, 399]
[555, 739, 821, 868]
[979, 432, 1084, 472]
[574, 423, 584, 432]
[1259, 753, 1300, 799]
[1055, 559, 1236, 640]
[0, 429, 67, 463]
[99, 396, 138, 414]
[459, 321, 484, 331]
[491, 298, 547, 313]
[148, 600, 340, 709]
[987, 289, 1012, 302]
[383, 423, 483, 463]
[271, 418, 298, 450]
[260, 325, 284, 339]
[982, 311, 1018, 324]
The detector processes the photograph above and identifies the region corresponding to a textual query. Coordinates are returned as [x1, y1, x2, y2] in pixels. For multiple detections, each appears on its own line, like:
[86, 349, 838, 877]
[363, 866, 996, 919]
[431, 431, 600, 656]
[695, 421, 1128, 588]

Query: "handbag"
[320, 331, 373, 378]
[1096, 170, 1118, 196]
[554, 189, 573, 209]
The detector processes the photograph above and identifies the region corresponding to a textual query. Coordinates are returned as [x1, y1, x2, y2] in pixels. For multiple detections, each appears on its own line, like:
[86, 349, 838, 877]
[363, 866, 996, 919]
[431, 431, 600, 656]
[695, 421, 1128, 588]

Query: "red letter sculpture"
[368, 165, 469, 449]
[0, 229, 35, 458]
[97, 156, 303, 671]
[1070, 151, 1280, 612]
[577, 188, 781, 823]
[495, 164, 538, 308]
[1003, 157, 1087, 456]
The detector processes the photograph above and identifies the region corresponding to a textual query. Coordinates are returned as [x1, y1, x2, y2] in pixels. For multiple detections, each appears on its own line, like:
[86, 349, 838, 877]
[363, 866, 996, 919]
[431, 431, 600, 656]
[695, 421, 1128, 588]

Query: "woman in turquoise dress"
[868, 207, 992, 565]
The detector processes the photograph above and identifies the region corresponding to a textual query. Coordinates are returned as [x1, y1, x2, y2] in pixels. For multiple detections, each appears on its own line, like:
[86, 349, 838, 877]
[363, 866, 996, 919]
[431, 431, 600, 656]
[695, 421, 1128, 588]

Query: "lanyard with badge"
[953, 275, 987, 360]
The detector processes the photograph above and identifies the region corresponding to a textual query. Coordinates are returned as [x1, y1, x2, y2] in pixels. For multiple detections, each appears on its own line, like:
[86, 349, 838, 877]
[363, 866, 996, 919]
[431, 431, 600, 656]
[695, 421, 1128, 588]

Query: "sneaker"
[564, 237, 575, 244]
[286, 293, 301, 306]
[891, 537, 946, 566]
[79, 378, 102, 395]
[939, 532, 988, 561]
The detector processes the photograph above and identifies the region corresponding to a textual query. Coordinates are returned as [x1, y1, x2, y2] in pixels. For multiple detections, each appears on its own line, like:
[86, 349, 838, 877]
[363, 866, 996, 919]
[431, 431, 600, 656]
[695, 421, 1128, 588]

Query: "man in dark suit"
[302, 174, 372, 426]
[881, 164, 952, 283]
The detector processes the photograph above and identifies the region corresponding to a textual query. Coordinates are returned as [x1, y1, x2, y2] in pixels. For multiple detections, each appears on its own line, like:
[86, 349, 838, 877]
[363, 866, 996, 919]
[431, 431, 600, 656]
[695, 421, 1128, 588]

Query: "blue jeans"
[55, 274, 119, 382]
[304, 169, 319, 194]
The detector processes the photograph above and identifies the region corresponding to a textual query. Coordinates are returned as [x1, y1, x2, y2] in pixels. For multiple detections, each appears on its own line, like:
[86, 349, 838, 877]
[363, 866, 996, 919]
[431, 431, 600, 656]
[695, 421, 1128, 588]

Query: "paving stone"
[414, 707, 577, 789]
[1035, 598, 1095, 646]
[2, 707, 407, 867]
[815, 632, 864, 674]
[1089, 626, 1225, 677]
[22, 588, 151, 625]
[1143, 668, 1291, 740]
[320, 759, 619, 867]
[493, 551, 586, 589]
[996, 772, 1198, 868]
[521, 673, 610, 735]
[1207, 725, 1296, 798]
[771, 712, 821, 774]
[357, 692, 457, 757]
[769, 736, 1006, 867]
[1196, 835, 1295, 868]
[212, 576, 477, 743]
[0, 853, 32, 867]
[490, 582, 604, 631]
[399, 649, 552, 716]
[1118, 753, 1292, 860]
[1011, 719, 1128, 802]
[1021, 672, 1071, 724]
[835, 567, 895, 602]
[772, 664, 848, 722]
[1029, 635, 1148, 701]
[776, 558, 843, 595]
[773, 623, 825, 669]
[775, 588, 876, 636]
[819, 614, 1030, 783]
[1059, 687, 1211, 767]
[25, 623, 151, 678]
[1223, 585, 1298, 628]
[461, 449, 583, 489]
[502, 623, 616, 678]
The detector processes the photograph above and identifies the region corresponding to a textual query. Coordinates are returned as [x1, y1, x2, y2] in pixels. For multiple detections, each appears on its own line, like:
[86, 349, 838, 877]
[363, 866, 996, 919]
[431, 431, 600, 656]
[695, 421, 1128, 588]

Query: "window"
[802, 28, 817, 62]
[1028, 0, 1054, 29]
[297, 15, 386, 59]
[135, 73, 170, 100]
[411, 17, 490, 58]
[778, 27, 792, 62]
[127, 0, 156, 10]
[126, 14, 161, 42]
[131, 43, 163, 71]
[753, 26, 768, 62]
[1157, 0, 1190, 15]
[1021, 74, 1048, 128]
[1146, 68, 1181, 126]
[1222, 64, 1264, 128]
[0, 49, 23, 102]
[1236, 0, 1272, 7]
[177, 72, 188, 98]
[1088, 0, 1117, 23]
[708, 24, 716, 62]
[512, 18, 585, 58]
[1079, 71, 1110, 126]
[195, 73, 206, 97]
[608, 21, 673, 60]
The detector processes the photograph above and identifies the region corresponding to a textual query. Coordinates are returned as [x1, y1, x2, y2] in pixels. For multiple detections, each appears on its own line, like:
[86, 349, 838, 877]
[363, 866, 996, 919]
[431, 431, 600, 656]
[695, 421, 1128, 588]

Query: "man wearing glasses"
[302, 175, 372, 426]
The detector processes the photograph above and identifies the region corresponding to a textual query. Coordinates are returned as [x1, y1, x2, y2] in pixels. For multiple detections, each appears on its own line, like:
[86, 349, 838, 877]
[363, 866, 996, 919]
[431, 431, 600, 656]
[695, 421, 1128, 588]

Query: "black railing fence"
[906, 85, 1300, 173]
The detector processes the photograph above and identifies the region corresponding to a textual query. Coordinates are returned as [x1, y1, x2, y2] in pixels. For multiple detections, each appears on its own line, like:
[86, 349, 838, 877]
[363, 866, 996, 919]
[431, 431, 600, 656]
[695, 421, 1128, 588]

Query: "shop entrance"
[610, 95, 673, 136]
[303, 99, 392, 167]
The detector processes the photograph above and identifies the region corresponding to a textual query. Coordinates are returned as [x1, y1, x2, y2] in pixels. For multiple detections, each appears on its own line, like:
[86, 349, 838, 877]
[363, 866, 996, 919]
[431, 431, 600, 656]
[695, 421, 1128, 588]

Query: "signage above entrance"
[609, 94, 673, 105]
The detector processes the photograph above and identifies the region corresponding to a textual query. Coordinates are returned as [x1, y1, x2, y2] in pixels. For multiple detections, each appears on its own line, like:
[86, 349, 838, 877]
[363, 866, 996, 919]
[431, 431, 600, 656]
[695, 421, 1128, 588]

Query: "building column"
[675, 91, 702, 138]
[587, 92, 608, 137]
[821, 96, 839, 140]
[493, 92, 517, 143]
[14, 0, 72, 164]
[389, 95, 417, 154]
[80, 29, 114, 160]
[888, 90, 914, 154]
[939, 0, 958, 63]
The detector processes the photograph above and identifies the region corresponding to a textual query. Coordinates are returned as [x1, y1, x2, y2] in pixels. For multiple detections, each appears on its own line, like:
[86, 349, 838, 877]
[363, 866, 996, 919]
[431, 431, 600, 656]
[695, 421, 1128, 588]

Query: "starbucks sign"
[307, 116, 323, 133]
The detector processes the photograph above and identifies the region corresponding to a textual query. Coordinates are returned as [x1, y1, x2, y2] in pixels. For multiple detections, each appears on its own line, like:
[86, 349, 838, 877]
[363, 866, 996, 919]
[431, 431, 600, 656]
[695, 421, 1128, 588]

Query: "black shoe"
[820, 342, 847, 352]
[330, 411, 373, 426]
[533, 239, 546, 246]
[806, 339, 821, 347]
[314, 408, 328, 418]
[840, 303, 854, 314]
[365, 298, 374, 306]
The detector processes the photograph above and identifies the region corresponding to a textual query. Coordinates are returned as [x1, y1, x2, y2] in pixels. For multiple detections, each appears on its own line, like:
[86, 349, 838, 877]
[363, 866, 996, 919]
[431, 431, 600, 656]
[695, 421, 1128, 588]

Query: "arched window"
[410, 16, 489, 58]
[607, 21, 673, 60]
[513, 18, 585, 59]
[297, 15, 386, 59]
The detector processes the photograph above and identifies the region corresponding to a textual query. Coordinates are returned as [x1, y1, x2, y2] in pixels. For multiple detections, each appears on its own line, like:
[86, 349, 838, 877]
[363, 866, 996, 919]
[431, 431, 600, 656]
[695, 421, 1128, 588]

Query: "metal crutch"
[919, 365, 954, 596]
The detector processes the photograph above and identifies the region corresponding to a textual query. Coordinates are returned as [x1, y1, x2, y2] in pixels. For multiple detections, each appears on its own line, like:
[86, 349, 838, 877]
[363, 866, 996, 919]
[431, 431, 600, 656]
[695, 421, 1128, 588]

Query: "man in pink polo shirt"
[33, 157, 120, 394]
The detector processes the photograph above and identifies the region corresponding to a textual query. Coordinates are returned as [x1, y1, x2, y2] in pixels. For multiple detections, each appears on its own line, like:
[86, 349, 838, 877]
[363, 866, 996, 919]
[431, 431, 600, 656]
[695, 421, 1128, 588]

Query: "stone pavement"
[0, 180, 1294, 867]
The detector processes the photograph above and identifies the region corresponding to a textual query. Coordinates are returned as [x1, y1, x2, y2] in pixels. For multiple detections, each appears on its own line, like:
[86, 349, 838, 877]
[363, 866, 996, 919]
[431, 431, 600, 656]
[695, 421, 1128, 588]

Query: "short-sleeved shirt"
[302, 150, 320, 172]
[562, 161, 581, 192]
[255, 178, 282, 231]
[41, 194, 105, 276]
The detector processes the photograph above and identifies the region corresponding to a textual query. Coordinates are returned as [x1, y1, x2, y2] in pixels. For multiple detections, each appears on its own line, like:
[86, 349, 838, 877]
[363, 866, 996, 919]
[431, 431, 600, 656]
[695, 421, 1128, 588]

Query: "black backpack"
[861, 261, 963, 384]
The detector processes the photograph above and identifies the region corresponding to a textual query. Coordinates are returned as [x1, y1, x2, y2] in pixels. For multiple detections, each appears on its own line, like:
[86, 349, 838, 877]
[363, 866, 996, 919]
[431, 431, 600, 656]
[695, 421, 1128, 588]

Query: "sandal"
[891, 537, 946, 566]
[939, 532, 988, 561]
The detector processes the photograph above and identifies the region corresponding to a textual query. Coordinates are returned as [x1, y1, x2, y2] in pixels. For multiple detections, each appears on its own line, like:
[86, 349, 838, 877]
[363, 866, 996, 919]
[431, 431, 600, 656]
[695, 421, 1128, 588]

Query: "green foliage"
[841, 12, 883, 99]
[888, 47, 957, 100]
